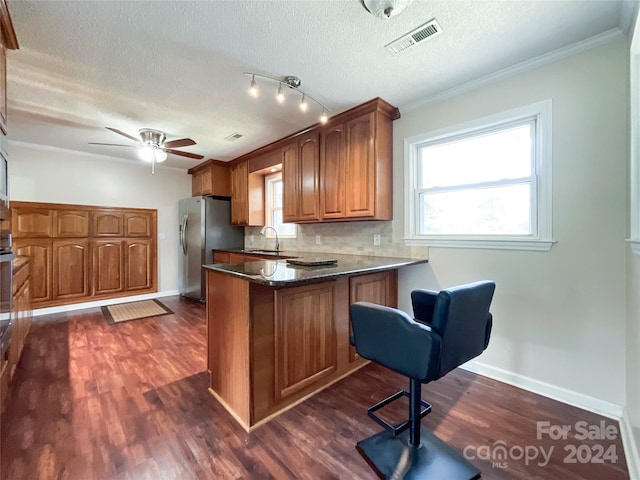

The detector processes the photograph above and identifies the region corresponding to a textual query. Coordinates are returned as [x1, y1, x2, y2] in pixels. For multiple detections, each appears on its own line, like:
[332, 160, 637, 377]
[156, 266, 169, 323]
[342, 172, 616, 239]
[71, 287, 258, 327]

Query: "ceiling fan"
[90, 127, 204, 173]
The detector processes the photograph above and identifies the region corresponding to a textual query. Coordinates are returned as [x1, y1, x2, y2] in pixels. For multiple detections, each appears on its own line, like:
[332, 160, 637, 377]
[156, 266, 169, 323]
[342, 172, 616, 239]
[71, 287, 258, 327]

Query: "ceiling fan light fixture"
[362, 0, 413, 19]
[320, 108, 328, 124]
[299, 94, 308, 112]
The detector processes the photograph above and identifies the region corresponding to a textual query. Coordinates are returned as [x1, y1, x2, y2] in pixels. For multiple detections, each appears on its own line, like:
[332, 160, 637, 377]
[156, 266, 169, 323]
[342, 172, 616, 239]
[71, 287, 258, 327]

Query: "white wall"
[394, 38, 629, 407]
[8, 142, 192, 293]
[628, 250, 640, 456]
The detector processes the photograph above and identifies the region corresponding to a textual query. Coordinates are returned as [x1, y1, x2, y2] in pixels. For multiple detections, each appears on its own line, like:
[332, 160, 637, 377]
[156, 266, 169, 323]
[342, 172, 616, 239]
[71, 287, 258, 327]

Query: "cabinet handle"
[180, 214, 188, 255]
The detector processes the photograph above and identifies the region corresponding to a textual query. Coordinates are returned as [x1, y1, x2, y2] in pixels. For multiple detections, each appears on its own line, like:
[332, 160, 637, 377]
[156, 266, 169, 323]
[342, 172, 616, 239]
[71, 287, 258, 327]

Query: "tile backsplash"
[244, 221, 428, 259]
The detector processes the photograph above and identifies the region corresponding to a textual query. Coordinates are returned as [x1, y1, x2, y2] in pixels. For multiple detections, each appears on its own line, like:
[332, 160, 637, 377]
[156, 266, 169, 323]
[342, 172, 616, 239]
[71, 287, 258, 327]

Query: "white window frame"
[404, 100, 554, 251]
[264, 172, 296, 238]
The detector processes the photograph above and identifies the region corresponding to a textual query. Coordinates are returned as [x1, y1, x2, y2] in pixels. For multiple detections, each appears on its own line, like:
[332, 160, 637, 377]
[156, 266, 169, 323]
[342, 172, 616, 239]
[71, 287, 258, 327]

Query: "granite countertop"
[204, 252, 427, 287]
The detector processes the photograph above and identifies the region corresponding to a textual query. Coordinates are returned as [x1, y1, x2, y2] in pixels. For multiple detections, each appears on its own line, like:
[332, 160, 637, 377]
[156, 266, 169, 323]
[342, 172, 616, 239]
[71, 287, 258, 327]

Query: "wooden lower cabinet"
[53, 239, 89, 301]
[274, 282, 336, 400]
[207, 269, 399, 431]
[8, 258, 32, 388]
[11, 202, 157, 308]
[92, 240, 124, 295]
[13, 239, 52, 304]
[125, 239, 153, 291]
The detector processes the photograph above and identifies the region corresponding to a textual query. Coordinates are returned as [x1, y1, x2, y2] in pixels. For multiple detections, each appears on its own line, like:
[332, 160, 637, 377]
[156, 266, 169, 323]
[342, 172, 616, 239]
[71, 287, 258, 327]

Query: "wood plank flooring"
[0, 296, 630, 479]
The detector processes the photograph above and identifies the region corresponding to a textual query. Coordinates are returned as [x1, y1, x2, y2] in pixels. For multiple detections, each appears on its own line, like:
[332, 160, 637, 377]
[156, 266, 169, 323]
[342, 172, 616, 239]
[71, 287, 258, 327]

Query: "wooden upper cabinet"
[231, 161, 249, 225]
[12, 208, 52, 237]
[320, 124, 346, 220]
[298, 133, 320, 222]
[282, 142, 299, 223]
[52, 239, 89, 301]
[345, 112, 376, 218]
[92, 212, 124, 237]
[190, 161, 231, 197]
[125, 212, 152, 237]
[53, 210, 89, 237]
[0, 0, 19, 135]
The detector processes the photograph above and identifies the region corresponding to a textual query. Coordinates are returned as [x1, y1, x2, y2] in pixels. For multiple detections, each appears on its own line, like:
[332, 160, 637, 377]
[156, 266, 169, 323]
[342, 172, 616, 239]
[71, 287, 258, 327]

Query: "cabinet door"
[345, 112, 376, 218]
[13, 239, 52, 304]
[320, 124, 345, 219]
[53, 239, 89, 301]
[298, 133, 320, 222]
[125, 239, 153, 291]
[12, 208, 52, 237]
[125, 212, 152, 237]
[213, 251, 231, 263]
[231, 162, 249, 225]
[92, 212, 124, 237]
[92, 240, 124, 295]
[192, 170, 204, 196]
[274, 282, 337, 400]
[53, 210, 89, 237]
[349, 271, 396, 362]
[282, 142, 299, 223]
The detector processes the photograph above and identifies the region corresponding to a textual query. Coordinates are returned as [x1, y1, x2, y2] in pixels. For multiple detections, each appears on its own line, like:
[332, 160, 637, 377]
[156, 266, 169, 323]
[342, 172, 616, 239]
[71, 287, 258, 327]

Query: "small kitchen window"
[404, 100, 553, 251]
[265, 173, 296, 237]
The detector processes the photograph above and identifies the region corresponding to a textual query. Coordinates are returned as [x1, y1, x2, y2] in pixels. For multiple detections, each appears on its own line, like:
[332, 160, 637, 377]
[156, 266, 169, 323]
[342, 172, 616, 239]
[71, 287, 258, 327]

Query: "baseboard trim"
[461, 361, 640, 479]
[620, 409, 640, 480]
[32, 290, 180, 317]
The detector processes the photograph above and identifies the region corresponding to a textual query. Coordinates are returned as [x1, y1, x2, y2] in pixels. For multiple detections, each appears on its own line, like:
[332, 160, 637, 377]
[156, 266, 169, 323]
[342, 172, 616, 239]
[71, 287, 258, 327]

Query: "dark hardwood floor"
[0, 296, 629, 479]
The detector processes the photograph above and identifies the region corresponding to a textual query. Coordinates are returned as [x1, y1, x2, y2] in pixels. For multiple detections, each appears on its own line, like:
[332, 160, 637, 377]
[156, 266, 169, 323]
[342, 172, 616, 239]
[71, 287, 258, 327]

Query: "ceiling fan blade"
[88, 142, 138, 147]
[105, 127, 140, 143]
[164, 148, 204, 160]
[164, 138, 196, 149]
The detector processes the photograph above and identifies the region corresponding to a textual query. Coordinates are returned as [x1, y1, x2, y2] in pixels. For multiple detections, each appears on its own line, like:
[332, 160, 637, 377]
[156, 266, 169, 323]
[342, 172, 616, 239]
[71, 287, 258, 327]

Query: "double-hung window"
[405, 100, 553, 251]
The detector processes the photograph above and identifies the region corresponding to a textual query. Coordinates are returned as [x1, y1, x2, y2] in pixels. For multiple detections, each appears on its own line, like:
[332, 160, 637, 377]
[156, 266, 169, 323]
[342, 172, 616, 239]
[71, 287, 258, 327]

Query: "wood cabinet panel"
[53, 210, 89, 237]
[348, 271, 397, 362]
[125, 239, 153, 291]
[92, 240, 123, 295]
[345, 112, 375, 218]
[282, 142, 299, 223]
[213, 251, 231, 263]
[53, 239, 89, 300]
[231, 161, 249, 225]
[274, 282, 336, 400]
[13, 239, 51, 303]
[92, 212, 124, 236]
[298, 133, 320, 222]
[320, 124, 345, 219]
[124, 212, 152, 237]
[12, 208, 52, 237]
[190, 161, 231, 197]
[11, 202, 157, 308]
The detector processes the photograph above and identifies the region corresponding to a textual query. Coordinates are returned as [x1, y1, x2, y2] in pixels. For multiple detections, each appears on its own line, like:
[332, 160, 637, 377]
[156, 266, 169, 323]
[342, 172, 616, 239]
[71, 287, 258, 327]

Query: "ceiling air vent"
[224, 132, 244, 142]
[385, 19, 442, 55]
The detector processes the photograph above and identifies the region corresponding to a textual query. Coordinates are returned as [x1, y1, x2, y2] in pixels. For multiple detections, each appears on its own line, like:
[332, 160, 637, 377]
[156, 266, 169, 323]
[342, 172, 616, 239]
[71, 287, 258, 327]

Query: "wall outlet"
[316, 235, 321, 245]
[373, 234, 381, 246]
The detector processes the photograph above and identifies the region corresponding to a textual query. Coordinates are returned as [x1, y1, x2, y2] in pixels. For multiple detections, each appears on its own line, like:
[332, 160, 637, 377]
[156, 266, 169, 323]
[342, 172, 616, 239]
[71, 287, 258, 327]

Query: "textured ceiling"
[5, 0, 635, 170]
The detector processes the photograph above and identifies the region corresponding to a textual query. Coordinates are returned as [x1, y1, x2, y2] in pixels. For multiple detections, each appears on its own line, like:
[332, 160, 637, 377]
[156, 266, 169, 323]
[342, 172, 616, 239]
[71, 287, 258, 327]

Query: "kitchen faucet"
[259, 226, 280, 253]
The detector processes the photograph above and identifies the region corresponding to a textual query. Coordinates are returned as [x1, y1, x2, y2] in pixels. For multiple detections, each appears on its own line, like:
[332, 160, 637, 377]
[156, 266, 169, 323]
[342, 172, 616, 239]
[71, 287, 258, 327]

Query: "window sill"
[405, 237, 555, 251]
[628, 239, 640, 256]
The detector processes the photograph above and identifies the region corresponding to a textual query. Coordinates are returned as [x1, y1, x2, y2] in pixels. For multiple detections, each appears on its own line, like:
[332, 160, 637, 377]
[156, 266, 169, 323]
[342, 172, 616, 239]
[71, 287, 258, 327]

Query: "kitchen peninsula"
[204, 252, 426, 431]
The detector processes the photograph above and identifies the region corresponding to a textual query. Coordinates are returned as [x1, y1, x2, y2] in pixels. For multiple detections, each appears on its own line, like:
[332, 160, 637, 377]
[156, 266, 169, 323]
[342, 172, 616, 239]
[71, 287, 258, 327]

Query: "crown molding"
[401, 28, 625, 113]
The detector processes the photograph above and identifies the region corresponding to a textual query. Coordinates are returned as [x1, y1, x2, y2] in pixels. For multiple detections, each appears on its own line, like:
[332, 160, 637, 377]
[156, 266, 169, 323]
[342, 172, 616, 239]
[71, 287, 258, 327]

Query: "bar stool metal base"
[356, 426, 480, 480]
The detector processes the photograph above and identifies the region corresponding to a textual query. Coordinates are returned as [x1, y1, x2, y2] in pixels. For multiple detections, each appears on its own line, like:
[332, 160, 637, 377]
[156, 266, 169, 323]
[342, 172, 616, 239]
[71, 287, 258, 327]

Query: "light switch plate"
[373, 234, 381, 246]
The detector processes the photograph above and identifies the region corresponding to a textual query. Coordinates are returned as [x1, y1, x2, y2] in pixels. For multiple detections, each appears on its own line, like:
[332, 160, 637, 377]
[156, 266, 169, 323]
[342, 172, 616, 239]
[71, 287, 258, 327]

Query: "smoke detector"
[385, 19, 443, 55]
[362, 0, 413, 19]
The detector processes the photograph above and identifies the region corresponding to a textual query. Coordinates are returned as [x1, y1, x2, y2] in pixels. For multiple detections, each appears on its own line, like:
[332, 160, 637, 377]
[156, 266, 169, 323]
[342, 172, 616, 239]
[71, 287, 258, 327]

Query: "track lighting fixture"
[244, 72, 330, 124]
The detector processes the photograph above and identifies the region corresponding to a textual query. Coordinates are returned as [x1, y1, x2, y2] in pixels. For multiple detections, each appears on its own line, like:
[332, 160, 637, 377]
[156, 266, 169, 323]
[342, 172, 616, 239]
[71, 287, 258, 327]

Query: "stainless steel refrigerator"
[178, 196, 244, 301]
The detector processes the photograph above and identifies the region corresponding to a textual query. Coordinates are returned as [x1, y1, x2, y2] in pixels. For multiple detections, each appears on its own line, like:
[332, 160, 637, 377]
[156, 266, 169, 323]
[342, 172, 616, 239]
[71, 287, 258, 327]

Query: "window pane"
[420, 184, 531, 235]
[419, 123, 533, 188]
[271, 208, 296, 236]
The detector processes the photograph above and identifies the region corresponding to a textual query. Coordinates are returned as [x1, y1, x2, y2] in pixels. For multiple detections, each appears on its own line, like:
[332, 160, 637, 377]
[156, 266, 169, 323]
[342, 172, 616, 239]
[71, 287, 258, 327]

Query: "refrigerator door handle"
[180, 214, 188, 256]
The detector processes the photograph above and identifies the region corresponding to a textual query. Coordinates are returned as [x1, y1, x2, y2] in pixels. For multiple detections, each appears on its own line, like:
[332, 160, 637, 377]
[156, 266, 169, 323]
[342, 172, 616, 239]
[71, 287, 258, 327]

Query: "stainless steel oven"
[0, 250, 13, 359]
